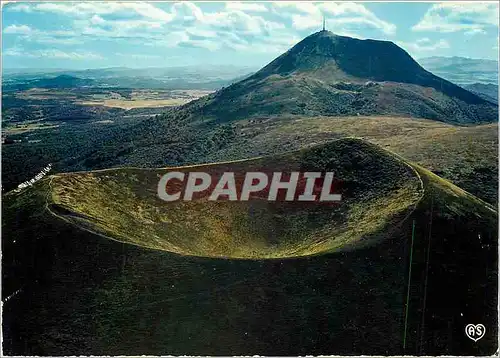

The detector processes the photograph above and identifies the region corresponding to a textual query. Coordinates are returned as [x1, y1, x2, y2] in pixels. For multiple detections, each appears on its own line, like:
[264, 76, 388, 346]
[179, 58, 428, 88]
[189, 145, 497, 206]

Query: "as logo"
[465, 324, 485, 342]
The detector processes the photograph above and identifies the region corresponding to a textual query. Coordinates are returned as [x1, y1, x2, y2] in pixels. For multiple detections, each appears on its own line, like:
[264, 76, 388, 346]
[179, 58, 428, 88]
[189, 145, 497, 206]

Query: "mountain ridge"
[418, 56, 498, 85]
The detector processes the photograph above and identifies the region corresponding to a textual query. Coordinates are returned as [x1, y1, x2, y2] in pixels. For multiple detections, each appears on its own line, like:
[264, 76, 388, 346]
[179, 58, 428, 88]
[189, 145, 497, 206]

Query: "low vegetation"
[3, 114, 497, 207]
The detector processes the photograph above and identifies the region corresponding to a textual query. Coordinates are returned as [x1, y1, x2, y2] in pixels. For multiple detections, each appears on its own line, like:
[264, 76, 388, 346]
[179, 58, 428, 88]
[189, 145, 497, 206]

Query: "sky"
[2, 1, 499, 70]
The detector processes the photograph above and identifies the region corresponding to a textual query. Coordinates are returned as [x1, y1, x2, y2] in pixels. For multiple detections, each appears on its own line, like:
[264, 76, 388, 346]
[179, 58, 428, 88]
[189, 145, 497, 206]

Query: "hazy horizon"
[3, 53, 499, 73]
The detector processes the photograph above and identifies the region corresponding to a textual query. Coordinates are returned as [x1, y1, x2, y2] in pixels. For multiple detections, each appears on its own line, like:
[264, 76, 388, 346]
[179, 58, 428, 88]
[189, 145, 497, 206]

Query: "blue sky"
[2, 1, 499, 70]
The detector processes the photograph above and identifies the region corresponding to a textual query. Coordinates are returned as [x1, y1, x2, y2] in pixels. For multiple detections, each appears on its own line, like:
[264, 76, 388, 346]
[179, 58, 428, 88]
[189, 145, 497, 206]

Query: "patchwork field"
[79, 89, 214, 109]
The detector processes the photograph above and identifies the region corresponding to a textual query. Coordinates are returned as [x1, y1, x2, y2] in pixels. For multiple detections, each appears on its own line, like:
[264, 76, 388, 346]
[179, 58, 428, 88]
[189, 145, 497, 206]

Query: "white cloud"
[464, 28, 487, 36]
[413, 3, 499, 33]
[320, 2, 372, 17]
[10, 1, 285, 46]
[10, 2, 175, 22]
[170, 3, 284, 36]
[416, 38, 430, 44]
[180, 39, 221, 51]
[186, 28, 219, 39]
[68, 15, 166, 40]
[397, 38, 450, 55]
[4, 24, 33, 34]
[6, 4, 32, 12]
[34, 36, 81, 45]
[272, 2, 396, 35]
[3, 24, 80, 45]
[228, 32, 301, 53]
[115, 52, 161, 60]
[3, 24, 81, 45]
[4, 1, 395, 57]
[4, 47, 103, 60]
[89, 15, 106, 26]
[43, 49, 103, 60]
[171, 2, 204, 21]
[145, 31, 190, 48]
[3, 47, 25, 57]
[272, 2, 319, 15]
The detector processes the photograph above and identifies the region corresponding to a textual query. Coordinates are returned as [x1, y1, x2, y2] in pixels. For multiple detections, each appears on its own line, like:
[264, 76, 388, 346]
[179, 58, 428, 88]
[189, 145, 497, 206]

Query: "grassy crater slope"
[2, 138, 497, 356]
[210, 116, 498, 205]
[46, 139, 422, 259]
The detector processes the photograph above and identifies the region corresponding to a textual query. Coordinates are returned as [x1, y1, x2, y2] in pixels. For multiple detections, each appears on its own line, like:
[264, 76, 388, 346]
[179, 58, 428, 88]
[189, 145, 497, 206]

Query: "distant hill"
[3, 66, 258, 91]
[3, 74, 96, 90]
[32, 74, 96, 88]
[463, 82, 498, 103]
[418, 56, 498, 85]
[178, 31, 497, 124]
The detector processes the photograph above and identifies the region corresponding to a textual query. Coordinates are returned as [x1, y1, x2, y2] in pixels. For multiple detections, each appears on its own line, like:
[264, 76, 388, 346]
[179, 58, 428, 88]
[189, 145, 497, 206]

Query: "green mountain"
[6, 74, 96, 90]
[177, 31, 497, 124]
[37, 139, 424, 258]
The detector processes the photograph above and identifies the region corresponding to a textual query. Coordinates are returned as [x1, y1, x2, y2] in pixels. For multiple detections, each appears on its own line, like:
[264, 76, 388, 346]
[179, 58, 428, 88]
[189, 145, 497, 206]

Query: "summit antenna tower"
[323, 16, 326, 31]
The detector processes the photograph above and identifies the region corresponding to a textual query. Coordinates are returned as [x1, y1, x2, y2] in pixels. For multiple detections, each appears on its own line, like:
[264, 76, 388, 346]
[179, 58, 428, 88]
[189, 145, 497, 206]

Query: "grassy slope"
[2, 139, 497, 356]
[210, 116, 498, 205]
[178, 75, 498, 124]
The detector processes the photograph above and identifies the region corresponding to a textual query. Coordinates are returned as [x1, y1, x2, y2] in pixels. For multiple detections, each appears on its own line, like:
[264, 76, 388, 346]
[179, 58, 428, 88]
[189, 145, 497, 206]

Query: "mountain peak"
[180, 31, 497, 124]
[253, 30, 414, 82]
[309, 29, 336, 36]
[249, 31, 493, 103]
